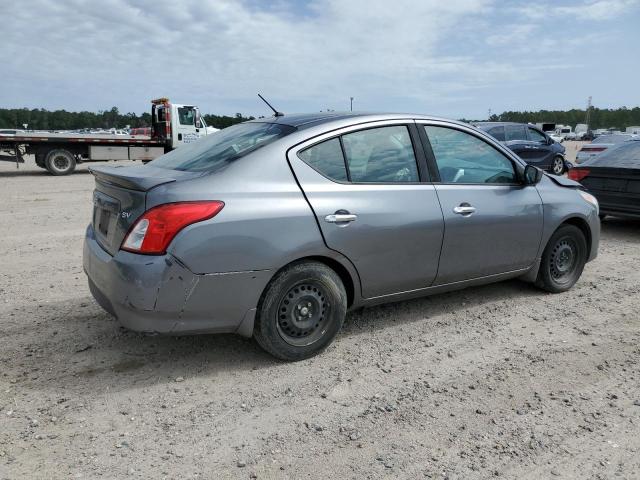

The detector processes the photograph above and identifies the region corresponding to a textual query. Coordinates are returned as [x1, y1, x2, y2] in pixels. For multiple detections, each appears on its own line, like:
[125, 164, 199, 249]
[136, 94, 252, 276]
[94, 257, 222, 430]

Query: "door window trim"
[415, 121, 525, 186]
[294, 122, 432, 185]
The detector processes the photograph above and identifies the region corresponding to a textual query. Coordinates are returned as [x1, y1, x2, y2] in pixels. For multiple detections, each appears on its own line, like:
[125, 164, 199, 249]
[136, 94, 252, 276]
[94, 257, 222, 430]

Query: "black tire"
[253, 261, 347, 361]
[45, 149, 76, 175]
[551, 156, 565, 175]
[536, 224, 587, 293]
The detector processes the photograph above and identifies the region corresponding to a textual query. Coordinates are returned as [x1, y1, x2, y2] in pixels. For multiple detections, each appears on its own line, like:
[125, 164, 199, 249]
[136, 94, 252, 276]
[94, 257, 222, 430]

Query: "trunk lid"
[89, 164, 202, 255]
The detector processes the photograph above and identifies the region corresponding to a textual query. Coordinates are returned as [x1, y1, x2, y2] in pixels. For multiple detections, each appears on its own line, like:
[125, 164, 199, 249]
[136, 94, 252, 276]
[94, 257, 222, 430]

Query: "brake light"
[121, 201, 224, 254]
[568, 168, 590, 182]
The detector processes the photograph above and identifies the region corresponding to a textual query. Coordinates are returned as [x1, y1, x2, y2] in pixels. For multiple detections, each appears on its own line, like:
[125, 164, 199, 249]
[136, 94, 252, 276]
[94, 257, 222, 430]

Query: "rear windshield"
[593, 134, 633, 144]
[150, 122, 296, 172]
[584, 141, 640, 167]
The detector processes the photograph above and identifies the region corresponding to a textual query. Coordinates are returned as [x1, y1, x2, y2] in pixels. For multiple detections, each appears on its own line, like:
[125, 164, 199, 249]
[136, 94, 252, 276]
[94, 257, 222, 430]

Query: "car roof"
[474, 122, 538, 128]
[250, 112, 469, 130]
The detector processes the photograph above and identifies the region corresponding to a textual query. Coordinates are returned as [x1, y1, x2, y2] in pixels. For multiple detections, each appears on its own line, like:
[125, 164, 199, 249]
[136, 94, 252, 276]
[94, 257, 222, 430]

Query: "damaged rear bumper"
[83, 225, 271, 336]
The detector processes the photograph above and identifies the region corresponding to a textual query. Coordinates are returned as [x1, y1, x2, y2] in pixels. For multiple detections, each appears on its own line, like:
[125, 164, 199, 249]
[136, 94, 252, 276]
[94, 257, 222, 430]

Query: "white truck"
[555, 125, 576, 140]
[0, 98, 216, 175]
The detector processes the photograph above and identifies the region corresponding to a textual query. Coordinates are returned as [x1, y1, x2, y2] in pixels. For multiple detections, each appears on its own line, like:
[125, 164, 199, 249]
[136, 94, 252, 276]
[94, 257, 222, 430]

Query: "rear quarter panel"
[145, 142, 350, 275]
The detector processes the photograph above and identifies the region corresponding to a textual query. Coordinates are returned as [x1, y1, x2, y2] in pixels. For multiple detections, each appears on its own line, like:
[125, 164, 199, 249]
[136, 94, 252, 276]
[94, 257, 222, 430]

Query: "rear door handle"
[325, 213, 358, 223]
[453, 205, 476, 215]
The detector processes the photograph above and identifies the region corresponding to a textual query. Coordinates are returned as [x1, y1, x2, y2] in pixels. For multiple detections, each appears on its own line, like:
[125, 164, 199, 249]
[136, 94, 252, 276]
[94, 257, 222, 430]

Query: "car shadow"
[600, 216, 640, 238]
[5, 278, 540, 395]
[0, 169, 92, 178]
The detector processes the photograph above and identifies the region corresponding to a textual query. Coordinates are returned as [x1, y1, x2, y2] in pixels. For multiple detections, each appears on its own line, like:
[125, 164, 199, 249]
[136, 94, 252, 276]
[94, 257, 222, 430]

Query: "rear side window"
[298, 138, 348, 181]
[505, 125, 527, 141]
[487, 126, 505, 141]
[342, 126, 419, 182]
[151, 122, 296, 172]
[424, 126, 516, 184]
[298, 125, 419, 183]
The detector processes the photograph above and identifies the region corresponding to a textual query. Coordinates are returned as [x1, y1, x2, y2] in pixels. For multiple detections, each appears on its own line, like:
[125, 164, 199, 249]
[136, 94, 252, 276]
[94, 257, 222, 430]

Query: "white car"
[549, 133, 564, 143]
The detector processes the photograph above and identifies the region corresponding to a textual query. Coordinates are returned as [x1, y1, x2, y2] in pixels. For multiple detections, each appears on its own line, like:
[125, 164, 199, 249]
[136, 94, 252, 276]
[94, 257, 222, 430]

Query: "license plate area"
[97, 208, 111, 236]
[93, 191, 120, 244]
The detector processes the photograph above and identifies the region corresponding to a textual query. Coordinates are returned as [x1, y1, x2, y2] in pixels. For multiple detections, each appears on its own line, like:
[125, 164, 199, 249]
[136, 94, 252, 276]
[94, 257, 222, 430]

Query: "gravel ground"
[1, 159, 639, 480]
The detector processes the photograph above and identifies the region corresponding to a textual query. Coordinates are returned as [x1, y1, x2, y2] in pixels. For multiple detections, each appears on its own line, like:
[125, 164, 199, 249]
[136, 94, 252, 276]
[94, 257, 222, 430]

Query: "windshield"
[593, 134, 633, 144]
[584, 141, 640, 168]
[150, 122, 296, 172]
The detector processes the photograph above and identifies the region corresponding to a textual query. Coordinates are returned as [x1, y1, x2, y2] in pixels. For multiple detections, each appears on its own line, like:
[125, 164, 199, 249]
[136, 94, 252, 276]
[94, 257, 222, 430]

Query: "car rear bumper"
[83, 224, 271, 336]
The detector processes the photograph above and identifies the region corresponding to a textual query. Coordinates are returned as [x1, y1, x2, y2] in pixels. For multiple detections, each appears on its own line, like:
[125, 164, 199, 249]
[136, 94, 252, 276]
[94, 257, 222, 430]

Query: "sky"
[1, 0, 639, 119]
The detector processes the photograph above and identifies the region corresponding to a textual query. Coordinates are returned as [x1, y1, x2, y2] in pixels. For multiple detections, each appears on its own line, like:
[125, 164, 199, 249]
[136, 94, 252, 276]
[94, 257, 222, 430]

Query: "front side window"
[341, 126, 419, 182]
[424, 126, 517, 184]
[178, 107, 195, 125]
[505, 125, 527, 141]
[151, 122, 296, 172]
[528, 127, 547, 143]
[298, 138, 348, 181]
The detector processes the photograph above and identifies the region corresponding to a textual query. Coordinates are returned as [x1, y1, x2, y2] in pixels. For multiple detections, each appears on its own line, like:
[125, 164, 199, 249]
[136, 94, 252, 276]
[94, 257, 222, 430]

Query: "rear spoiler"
[89, 165, 178, 191]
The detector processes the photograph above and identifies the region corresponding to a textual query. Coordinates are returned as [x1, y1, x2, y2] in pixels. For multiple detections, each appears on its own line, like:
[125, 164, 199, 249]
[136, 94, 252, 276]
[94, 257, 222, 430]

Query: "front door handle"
[325, 212, 358, 223]
[453, 204, 476, 215]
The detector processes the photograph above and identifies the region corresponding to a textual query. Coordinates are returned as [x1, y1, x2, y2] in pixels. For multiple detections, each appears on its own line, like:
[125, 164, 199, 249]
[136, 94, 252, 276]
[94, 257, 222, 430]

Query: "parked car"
[549, 132, 565, 143]
[83, 113, 600, 360]
[475, 122, 568, 175]
[569, 140, 640, 219]
[575, 134, 638, 164]
[129, 127, 151, 136]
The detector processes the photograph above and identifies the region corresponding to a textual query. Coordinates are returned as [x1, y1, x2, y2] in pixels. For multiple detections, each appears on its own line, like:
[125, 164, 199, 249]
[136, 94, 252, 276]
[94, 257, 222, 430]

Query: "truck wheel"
[45, 149, 76, 175]
[535, 224, 587, 293]
[253, 261, 347, 361]
[551, 156, 565, 175]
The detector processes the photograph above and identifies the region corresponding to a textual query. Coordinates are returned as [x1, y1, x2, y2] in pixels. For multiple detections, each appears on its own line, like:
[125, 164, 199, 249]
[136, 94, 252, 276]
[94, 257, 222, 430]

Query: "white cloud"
[519, 0, 639, 20]
[0, 0, 637, 118]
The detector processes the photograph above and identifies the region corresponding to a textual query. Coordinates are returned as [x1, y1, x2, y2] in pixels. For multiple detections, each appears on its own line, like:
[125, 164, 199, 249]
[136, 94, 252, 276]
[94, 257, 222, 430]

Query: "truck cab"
[151, 98, 211, 150]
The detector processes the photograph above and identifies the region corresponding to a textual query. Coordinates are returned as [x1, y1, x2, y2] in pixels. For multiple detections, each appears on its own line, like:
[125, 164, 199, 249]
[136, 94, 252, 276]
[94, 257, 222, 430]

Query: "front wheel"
[551, 156, 565, 176]
[536, 225, 587, 293]
[253, 261, 347, 361]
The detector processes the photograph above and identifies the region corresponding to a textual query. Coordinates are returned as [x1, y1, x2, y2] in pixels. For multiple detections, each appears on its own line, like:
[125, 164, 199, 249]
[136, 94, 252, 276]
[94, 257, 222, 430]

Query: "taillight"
[121, 201, 224, 254]
[568, 168, 590, 182]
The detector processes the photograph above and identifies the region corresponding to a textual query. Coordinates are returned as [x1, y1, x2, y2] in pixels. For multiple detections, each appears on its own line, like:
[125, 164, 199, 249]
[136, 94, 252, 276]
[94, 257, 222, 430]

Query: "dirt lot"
[1, 158, 639, 480]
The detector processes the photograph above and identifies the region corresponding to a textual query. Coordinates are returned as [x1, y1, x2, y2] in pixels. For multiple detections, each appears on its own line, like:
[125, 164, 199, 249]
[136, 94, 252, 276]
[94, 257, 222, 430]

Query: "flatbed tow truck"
[0, 98, 214, 175]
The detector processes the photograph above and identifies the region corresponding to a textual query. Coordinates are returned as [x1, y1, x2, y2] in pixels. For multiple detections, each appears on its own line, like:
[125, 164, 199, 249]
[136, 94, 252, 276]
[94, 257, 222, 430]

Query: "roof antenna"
[258, 93, 284, 117]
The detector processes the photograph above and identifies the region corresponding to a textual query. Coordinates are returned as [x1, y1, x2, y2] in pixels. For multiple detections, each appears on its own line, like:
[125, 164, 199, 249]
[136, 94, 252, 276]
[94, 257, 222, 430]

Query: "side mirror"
[547, 136, 554, 145]
[524, 165, 543, 185]
[194, 109, 202, 129]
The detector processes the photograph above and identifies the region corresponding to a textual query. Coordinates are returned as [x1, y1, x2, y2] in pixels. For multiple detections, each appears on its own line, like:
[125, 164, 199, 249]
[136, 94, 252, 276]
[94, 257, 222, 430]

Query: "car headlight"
[579, 190, 599, 215]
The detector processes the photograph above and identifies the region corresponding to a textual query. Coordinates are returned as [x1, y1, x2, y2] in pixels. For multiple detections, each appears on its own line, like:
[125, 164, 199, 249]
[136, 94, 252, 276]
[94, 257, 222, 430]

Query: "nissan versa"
[83, 113, 600, 361]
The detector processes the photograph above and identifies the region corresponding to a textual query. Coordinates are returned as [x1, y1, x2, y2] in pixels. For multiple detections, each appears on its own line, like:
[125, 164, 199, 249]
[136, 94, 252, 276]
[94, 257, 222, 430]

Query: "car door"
[287, 122, 445, 299]
[503, 124, 530, 160]
[418, 123, 543, 285]
[174, 105, 200, 145]
[525, 126, 555, 169]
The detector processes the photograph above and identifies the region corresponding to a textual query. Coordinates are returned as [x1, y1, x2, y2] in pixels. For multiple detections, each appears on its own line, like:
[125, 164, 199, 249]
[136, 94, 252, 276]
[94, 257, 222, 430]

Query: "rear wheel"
[551, 156, 565, 175]
[254, 261, 347, 361]
[536, 224, 587, 293]
[45, 149, 76, 175]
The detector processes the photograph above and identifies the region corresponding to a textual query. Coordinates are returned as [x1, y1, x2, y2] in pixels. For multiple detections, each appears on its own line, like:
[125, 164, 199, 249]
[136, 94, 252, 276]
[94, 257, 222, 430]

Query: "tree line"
[488, 106, 640, 130]
[2, 105, 640, 131]
[0, 106, 254, 130]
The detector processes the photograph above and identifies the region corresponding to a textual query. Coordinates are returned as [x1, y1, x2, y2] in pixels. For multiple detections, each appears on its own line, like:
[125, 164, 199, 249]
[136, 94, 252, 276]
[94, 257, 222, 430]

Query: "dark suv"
[475, 122, 568, 175]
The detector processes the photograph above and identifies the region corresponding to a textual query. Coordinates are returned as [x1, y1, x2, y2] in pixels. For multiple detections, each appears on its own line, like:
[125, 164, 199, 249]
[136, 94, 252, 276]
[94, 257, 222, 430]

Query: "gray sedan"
[83, 113, 600, 360]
